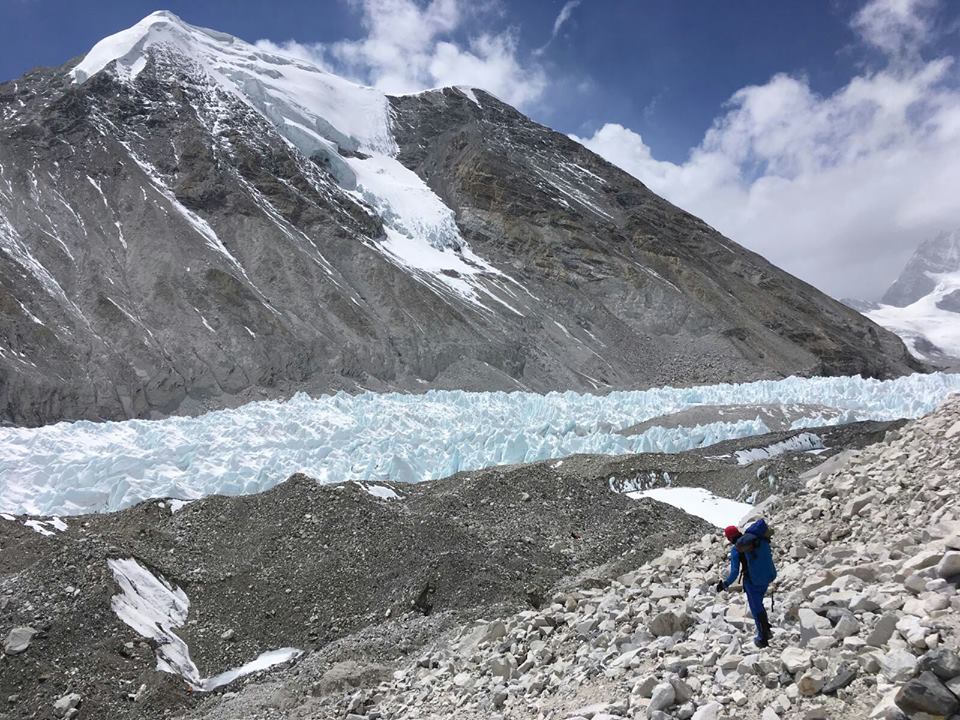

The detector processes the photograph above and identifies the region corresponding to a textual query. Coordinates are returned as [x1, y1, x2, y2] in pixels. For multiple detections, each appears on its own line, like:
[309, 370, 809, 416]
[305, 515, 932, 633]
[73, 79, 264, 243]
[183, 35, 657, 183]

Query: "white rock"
[900, 549, 944, 575]
[453, 672, 474, 688]
[648, 611, 692, 637]
[808, 636, 837, 651]
[879, 648, 918, 682]
[690, 701, 722, 720]
[834, 614, 861, 638]
[648, 682, 676, 716]
[3, 627, 35, 655]
[868, 687, 903, 719]
[670, 676, 695, 704]
[484, 620, 508, 643]
[487, 655, 517, 680]
[797, 668, 824, 696]
[866, 613, 899, 647]
[923, 593, 950, 612]
[634, 675, 658, 698]
[53, 693, 81, 718]
[571, 703, 611, 718]
[781, 647, 813, 674]
[896, 615, 929, 649]
[798, 608, 831, 643]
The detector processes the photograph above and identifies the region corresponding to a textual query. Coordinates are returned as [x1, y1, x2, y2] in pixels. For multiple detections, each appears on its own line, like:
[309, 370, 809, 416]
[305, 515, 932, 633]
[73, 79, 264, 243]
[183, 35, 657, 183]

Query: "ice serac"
[1, 372, 957, 518]
[0, 11, 923, 426]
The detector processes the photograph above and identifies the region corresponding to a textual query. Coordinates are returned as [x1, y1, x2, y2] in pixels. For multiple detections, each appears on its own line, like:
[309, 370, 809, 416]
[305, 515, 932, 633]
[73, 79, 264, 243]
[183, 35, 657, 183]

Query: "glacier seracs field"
[2, 372, 960, 517]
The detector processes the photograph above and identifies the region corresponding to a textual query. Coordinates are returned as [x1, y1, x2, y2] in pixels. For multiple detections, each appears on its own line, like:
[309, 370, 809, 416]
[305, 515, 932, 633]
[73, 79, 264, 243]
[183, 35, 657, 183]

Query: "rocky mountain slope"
[856, 229, 960, 363]
[0, 11, 921, 426]
[276, 395, 958, 720]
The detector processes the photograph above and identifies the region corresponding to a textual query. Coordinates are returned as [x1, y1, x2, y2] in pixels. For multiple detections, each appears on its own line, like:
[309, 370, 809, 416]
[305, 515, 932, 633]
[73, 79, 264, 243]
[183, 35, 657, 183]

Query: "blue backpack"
[735, 518, 777, 586]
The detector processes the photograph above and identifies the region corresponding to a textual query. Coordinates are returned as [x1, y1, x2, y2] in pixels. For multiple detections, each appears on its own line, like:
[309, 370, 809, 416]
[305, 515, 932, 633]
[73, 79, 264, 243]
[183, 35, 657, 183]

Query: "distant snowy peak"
[863, 227, 960, 361]
[881, 228, 960, 307]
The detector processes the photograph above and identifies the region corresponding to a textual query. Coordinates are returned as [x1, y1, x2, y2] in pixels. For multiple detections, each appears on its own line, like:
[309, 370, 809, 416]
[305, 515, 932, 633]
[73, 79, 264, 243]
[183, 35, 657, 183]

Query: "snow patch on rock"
[70, 10, 509, 310]
[627, 486, 752, 528]
[108, 558, 301, 691]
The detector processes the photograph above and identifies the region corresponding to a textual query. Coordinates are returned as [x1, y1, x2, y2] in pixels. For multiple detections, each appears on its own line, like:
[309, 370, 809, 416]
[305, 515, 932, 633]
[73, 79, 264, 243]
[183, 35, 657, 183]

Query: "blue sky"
[0, 0, 925, 162]
[2, 0, 960, 297]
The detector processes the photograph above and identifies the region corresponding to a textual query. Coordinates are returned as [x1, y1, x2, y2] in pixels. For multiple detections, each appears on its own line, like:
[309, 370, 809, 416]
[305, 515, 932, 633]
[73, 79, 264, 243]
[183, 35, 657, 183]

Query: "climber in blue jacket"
[717, 519, 777, 648]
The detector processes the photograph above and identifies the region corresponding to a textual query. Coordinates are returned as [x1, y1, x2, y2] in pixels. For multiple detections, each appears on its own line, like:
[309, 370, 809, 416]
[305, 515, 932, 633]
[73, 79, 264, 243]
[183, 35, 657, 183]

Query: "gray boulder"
[867, 613, 900, 648]
[648, 611, 693, 637]
[936, 551, 960, 579]
[3, 627, 36, 655]
[917, 648, 960, 680]
[647, 682, 676, 716]
[894, 671, 960, 717]
[822, 663, 858, 695]
[53, 693, 81, 718]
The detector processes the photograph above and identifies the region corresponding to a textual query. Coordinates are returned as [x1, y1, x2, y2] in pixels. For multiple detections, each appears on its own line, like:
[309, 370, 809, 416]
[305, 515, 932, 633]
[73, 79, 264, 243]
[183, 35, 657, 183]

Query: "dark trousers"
[744, 581, 769, 642]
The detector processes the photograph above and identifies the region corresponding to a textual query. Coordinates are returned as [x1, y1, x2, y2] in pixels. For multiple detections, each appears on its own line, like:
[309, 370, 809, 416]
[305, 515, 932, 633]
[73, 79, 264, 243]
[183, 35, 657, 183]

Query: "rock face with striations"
[0, 11, 921, 426]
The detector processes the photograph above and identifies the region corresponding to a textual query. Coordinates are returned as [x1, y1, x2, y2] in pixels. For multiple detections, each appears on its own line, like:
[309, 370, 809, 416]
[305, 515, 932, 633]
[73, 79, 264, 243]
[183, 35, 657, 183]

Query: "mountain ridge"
[0, 11, 922, 426]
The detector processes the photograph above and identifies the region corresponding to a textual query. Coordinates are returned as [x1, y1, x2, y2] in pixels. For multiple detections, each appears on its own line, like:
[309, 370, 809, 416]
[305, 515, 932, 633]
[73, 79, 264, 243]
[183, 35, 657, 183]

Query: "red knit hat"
[724, 525, 741, 543]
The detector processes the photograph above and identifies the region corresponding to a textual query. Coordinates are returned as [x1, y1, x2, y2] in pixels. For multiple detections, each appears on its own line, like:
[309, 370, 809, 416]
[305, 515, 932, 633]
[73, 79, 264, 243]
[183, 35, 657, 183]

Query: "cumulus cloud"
[255, 0, 546, 108]
[852, 0, 938, 57]
[573, 0, 960, 300]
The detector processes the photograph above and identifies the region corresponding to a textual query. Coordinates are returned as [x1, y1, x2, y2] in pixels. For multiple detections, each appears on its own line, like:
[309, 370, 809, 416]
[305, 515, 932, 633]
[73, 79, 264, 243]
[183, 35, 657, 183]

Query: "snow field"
[627, 487, 753, 528]
[867, 269, 960, 358]
[2, 373, 959, 518]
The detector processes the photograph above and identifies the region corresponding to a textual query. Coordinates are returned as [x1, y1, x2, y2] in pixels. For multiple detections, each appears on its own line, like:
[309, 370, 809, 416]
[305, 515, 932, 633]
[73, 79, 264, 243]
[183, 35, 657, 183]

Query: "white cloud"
[573, 0, 960, 299]
[549, 1, 581, 41]
[533, 0, 581, 56]
[552, 1, 581, 37]
[852, 0, 937, 57]
[255, 0, 546, 108]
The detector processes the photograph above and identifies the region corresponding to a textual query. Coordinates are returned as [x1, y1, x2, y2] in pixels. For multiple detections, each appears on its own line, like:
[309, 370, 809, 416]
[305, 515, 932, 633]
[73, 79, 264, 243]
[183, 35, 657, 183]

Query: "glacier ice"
[2, 372, 960, 518]
[734, 432, 824, 465]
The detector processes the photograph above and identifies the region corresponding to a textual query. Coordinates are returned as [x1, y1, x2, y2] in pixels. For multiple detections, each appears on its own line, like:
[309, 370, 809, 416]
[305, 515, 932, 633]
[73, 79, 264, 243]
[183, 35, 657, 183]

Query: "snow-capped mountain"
[860, 229, 960, 361]
[0, 11, 921, 426]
